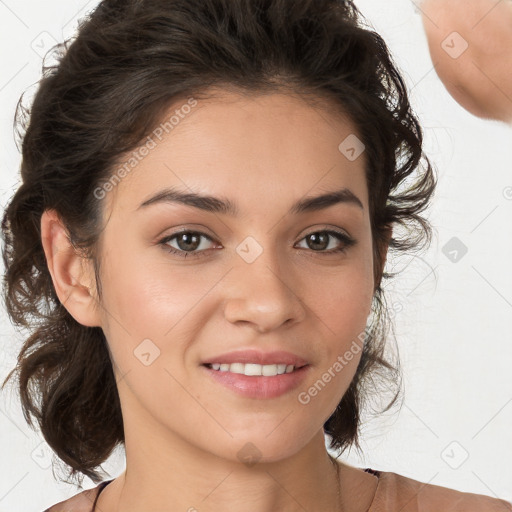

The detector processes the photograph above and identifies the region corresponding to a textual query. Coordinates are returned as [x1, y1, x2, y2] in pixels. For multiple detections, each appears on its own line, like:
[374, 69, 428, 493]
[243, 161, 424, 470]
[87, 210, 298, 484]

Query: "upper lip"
[202, 349, 309, 367]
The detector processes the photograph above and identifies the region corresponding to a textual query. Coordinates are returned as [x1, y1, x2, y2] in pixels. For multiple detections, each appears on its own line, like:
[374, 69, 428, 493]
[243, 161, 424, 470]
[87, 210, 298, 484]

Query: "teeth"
[209, 362, 297, 376]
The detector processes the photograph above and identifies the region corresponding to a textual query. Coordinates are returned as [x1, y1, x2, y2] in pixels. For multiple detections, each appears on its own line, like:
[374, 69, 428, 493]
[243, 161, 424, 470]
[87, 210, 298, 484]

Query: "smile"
[201, 363, 311, 399]
[205, 362, 304, 376]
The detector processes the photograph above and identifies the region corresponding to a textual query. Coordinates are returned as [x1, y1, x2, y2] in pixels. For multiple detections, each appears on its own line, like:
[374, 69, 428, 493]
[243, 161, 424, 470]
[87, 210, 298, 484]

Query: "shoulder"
[372, 471, 512, 512]
[42, 480, 111, 512]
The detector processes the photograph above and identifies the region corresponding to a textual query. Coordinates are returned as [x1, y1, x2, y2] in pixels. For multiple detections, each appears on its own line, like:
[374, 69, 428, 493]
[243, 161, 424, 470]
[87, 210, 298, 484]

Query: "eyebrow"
[136, 186, 364, 215]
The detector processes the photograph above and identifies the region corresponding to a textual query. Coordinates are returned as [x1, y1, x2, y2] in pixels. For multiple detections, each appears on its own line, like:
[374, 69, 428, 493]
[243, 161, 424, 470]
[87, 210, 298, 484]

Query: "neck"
[98, 430, 345, 512]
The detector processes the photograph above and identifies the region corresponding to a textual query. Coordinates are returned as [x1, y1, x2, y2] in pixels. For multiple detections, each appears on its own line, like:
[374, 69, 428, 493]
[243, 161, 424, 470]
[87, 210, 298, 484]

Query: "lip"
[200, 363, 311, 399]
[201, 349, 309, 367]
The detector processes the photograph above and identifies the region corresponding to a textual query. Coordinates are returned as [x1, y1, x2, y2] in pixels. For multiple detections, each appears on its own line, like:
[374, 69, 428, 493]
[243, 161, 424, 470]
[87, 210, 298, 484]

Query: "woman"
[1, 0, 510, 511]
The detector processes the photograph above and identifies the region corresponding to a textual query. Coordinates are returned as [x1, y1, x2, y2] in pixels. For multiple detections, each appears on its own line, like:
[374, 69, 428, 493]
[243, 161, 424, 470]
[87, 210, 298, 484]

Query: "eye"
[295, 229, 356, 254]
[157, 228, 356, 259]
[158, 230, 218, 258]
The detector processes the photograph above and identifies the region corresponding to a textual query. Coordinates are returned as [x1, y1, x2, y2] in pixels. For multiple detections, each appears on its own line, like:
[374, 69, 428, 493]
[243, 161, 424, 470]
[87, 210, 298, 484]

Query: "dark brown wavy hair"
[1, 0, 437, 486]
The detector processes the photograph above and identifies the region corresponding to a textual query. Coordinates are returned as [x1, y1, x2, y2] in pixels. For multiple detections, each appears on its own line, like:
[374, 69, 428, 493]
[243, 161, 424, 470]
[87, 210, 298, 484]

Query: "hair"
[1, 0, 436, 486]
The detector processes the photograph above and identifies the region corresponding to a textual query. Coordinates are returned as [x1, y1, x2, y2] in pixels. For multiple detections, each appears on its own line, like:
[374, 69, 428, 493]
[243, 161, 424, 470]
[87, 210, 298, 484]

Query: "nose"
[222, 250, 306, 333]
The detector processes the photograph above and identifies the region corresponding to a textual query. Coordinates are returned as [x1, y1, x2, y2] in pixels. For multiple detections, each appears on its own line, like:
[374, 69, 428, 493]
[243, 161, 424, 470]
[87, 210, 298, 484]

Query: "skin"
[420, 0, 512, 123]
[40, 90, 390, 512]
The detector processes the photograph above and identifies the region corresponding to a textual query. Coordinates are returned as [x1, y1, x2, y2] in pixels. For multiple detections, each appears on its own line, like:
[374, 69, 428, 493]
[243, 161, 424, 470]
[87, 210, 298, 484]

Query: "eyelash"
[157, 228, 356, 259]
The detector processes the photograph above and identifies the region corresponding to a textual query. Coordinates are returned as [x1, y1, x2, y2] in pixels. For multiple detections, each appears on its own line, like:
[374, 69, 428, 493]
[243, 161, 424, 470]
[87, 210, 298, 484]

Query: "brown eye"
[295, 230, 356, 254]
[173, 232, 201, 251]
[158, 228, 356, 259]
[159, 230, 217, 258]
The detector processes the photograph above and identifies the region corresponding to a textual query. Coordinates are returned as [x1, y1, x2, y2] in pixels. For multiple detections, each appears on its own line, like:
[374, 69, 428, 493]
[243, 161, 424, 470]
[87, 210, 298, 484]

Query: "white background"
[1, 0, 511, 510]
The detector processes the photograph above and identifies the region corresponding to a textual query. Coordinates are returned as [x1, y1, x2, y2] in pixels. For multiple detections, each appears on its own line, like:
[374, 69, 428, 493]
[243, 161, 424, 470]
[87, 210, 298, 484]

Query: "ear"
[40, 209, 102, 327]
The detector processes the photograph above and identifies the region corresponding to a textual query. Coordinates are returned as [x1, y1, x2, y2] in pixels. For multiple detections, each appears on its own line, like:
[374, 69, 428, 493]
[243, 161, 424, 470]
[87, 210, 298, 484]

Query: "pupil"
[178, 233, 199, 251]
[309, 232, 328, 250]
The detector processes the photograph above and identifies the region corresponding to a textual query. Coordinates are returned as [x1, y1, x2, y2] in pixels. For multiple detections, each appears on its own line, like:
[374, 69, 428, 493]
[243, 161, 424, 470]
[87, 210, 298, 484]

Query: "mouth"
[202, 362, 309, 376]
[200, 362, 311, 399]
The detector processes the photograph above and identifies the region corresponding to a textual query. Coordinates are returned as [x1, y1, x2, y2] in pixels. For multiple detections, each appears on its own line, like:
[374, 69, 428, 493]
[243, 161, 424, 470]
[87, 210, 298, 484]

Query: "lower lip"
[201, 364, 311, 399]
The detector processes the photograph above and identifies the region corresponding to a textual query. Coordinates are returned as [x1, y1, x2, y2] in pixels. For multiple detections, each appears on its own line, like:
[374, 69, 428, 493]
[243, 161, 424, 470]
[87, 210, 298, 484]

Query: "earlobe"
[40, 209, 102, 327]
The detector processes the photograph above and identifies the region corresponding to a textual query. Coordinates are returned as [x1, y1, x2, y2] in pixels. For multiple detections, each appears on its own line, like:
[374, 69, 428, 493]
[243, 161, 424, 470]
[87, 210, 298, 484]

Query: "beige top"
[44, 470, 512, 512]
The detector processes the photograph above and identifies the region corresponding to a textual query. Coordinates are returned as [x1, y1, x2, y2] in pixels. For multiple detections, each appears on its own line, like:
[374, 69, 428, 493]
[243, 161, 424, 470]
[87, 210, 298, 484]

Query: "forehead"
[104, 89, 368, 218]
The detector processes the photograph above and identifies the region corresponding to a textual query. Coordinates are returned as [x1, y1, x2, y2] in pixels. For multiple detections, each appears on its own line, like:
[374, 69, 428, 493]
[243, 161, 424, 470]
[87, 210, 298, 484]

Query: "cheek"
[305, 257, 374, 329]
[302, 259, 373, 386]
[101, 240, 209, 331]
[99, 245, 223, 372]
[301, 277, 371, 415]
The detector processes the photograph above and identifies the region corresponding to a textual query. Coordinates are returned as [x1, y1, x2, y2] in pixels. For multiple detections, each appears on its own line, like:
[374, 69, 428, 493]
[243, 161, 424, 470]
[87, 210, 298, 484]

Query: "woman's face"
[91, 90, 380, 465]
